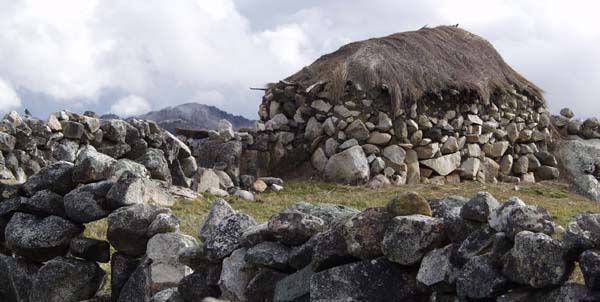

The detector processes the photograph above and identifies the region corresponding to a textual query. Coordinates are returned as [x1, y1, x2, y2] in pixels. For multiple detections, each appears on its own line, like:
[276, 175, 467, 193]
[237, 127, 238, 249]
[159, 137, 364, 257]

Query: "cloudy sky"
[0, 0, 599, 119]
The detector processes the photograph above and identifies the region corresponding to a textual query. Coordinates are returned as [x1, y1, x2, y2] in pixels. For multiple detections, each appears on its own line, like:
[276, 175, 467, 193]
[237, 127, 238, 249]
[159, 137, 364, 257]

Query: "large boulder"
[22, 161, 76, 195]
[310, 258, 422, 302]
[554, 137, 600, 180]
[29, 257, 106, 302]
[503, 231, 573, 288]
[64, 180, 113, 223]
[323, 145, 370, 184]
[572, 175, 600, 201]
[5, 212, 83, 262]
[72, 147, 117, 184]
[382, 215, 445, 266]
[100, 119, 128, 142]
[107, 203, 169, 257]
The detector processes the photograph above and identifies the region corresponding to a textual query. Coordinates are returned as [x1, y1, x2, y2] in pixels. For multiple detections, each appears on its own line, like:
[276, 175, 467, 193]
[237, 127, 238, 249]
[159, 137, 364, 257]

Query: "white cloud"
[0, 79, 22, 113]
[110, 94, 150, 117]
[0, 0, 599, 117]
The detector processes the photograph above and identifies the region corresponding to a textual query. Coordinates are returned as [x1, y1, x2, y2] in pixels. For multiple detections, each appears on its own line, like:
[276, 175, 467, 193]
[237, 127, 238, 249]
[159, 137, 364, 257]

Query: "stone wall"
[152, 192, 600, 301]
[253, 81, 560, 186]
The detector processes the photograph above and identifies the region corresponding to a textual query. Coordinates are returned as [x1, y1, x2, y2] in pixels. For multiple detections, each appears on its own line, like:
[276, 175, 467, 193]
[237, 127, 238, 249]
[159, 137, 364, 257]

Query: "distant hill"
[136, 103, 254, 132]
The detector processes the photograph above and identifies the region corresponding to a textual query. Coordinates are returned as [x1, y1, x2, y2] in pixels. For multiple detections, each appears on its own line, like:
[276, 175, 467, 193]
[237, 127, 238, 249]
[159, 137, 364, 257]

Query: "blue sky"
[0, 0, 599, 119]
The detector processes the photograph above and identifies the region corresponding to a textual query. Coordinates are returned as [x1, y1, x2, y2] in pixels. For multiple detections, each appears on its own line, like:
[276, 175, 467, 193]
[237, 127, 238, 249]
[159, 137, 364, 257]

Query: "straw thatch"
[285, 26, 544, 117]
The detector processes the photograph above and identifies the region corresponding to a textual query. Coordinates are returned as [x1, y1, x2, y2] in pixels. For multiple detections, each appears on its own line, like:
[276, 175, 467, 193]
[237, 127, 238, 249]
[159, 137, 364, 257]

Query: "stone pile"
[0, 110, 284, 202]
[552, 108, 600, 201]
[255, 81, 560, 187]
[154, 192, 600, 301]
[0, 153, 201, 301]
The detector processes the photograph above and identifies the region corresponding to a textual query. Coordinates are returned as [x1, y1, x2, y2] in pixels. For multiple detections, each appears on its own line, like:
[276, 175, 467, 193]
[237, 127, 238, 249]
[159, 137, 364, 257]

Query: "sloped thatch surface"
[286, 26, 543, 116]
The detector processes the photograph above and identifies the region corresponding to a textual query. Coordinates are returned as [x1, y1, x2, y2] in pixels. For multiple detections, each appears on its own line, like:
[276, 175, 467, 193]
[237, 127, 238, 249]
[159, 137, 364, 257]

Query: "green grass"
[85, 179, 600, 293]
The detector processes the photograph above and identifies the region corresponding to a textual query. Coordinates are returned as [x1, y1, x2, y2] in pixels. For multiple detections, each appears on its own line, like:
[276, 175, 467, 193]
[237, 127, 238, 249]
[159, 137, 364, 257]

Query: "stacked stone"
[256, 81, 560, 186]
[0, 110, 199, 193]
[552, 107, 600, 139]
[163, 193, 600, 302]
[0, 151, 198, 301]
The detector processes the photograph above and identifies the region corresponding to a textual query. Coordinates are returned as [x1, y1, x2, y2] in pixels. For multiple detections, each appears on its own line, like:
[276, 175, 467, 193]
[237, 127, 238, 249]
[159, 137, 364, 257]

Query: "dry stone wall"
[151, 192, 600, 301]
[254, 81, 561, 186]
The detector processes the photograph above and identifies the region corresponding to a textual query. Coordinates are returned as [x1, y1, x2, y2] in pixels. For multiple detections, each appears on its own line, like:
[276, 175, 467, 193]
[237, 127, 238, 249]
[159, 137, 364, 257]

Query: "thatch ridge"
[285, 26, 544, 117]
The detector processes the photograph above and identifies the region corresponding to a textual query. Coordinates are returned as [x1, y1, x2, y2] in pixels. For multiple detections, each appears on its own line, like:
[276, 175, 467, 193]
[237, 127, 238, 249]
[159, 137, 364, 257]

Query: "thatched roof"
[285, 26, 544, 117]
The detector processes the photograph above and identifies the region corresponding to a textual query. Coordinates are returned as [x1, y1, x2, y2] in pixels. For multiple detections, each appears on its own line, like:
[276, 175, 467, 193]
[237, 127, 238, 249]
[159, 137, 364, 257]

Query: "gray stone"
[110, 159, 151, 180]
[64, 180, 113, 223]
[311, 148, 327, 172]
[192, 168, 221, 193]
[503, 231, 573, 288]
[233, 189, 255, 201]
[311, 99, 332, 112]
[268, 212, 325, 246]
[323, 145, 370, 184]
[563, 213, 600, 260]
[488, 197, 527, 232]
[106, 172, 173, 210]
[29, 257, 105, 302]
[136, 148, 172, 183]
[460, 192, 500, 222]
[62, 121, 85, 139]
[304, 117, 322, 141]
[456, 255, 508, 299]
[274, 265, 314, 302]
[454, 227, 495, 265]
[147, 212, 180, 237]
[560, 108, 575, 118]
[21, 189, 66, 217]
[0, 254, 40, 302]
[441, 136, 458, 154]
[282, 202, 359, 226]
[245, 241, 291, 270]
[245, 268, 288, 302]
[338, 138, 359, 150]
[22, 161, 76, 195]
[69, 237, 111, 263]
[203, 213, 257, 261]
[107, 203, 168, 257]
[111, 252, 140, 302]
[217, 119, 235, 141]
[219, 248, 256, 302]
[420, 152, 461, 176]
[5, 212, 83, 262]
[310, 258, 420, 302]
[503, 204, 555, 238]
[382, 215, 445, 266]
[177, 270, 220, 302]
[534, 165, 560, 180]
[342, 207, 392, 259]
[417, 244, 459, 291]
[0, 133, 16, 151]
[382, 145, 406, 170]
[100, 119, 127, 142]
[198, 198, 236, 241]
[345, 119, 369, 142]
[580, 250, 600, 291]
[573, 175, 600, 201]
[367, 132, 392, 145]
[146, 233, 197, 291]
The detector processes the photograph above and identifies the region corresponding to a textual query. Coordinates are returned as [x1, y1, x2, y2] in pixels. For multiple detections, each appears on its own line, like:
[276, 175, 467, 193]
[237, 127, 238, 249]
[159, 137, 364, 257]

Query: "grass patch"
[84, 179, 600, 293]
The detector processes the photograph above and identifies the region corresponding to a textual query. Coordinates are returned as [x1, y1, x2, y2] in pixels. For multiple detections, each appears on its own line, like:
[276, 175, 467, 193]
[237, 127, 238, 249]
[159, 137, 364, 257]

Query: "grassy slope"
[85, 180, 600, 293]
